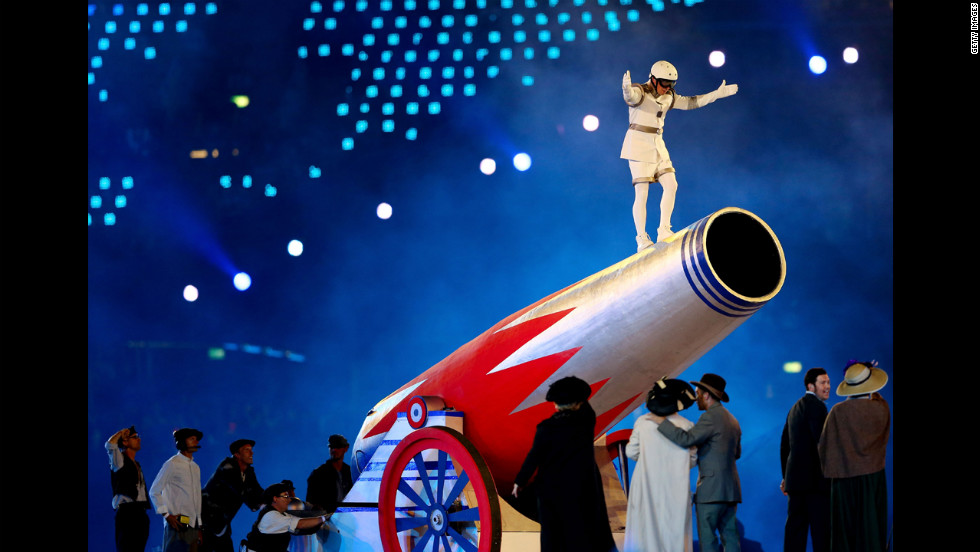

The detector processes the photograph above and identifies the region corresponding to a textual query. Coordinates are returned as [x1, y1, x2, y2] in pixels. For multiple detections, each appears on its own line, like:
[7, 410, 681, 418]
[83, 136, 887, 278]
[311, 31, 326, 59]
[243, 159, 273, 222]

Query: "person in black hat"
[106, 425, 151, 552]
[305, 434, 353, 513]
[149, 427, 204, 552]
[242, 483, 328, 552]
[623, 378, 698, 552]
[657, 374, 743, 552]
[199, 438, 264, 552]
[511, 376, 617, 552]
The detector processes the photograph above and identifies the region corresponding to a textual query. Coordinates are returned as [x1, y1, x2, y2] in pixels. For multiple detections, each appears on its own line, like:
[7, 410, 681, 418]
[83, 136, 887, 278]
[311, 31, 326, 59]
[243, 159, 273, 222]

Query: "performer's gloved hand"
[622, 70, 633, 101]
[716, 79, 738, 98]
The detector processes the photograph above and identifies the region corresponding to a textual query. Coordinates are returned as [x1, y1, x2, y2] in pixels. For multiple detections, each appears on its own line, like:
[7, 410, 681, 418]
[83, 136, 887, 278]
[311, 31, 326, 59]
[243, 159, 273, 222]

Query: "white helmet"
[649, 60, 678, 82]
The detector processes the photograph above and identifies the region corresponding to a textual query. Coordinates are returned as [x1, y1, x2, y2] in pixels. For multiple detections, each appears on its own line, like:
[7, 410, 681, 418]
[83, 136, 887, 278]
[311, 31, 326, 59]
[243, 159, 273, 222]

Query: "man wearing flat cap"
[817, 360, 890, 552]
[624, 378, 698, 552]
[306, 434, 353, 513]
[149, 427, 204, 551]
[512, 376, 616, 552]
[242, 483, 328, 552]
[200, 438, 264, 552]
[106, 425, 151, 552]
[657, 374, 742, 552]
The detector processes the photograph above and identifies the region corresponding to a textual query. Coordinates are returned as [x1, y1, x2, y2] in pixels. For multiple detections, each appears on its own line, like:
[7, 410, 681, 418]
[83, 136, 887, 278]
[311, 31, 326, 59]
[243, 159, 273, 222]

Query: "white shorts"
[628, 159, 675, 185]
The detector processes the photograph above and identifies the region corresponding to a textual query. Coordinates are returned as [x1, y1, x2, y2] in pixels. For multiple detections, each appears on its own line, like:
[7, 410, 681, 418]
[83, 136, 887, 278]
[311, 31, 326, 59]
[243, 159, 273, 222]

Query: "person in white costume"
[624, 377, 698, 552]
[621, 60, 738, 252]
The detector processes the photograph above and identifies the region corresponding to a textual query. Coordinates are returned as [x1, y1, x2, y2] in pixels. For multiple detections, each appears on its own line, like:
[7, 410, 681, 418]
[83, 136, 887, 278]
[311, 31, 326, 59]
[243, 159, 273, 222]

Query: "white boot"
[636, 233, 654, 252]
[657, 226, 674, 242]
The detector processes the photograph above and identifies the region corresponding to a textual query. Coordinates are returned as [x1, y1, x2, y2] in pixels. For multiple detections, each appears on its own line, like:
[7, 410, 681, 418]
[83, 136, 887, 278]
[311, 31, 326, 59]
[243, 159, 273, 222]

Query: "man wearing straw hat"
[657, 373, 742, 552]
[817, 360, 890, 551]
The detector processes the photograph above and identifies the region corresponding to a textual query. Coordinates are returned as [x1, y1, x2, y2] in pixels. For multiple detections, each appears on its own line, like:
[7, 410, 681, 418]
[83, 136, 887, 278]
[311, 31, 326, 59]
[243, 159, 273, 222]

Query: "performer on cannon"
[621, 60, 738, 251]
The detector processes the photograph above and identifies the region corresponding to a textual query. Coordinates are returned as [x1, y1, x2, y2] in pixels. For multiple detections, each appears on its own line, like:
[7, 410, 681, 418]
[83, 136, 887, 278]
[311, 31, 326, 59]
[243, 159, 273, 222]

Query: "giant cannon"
[323, 207, 785, 552]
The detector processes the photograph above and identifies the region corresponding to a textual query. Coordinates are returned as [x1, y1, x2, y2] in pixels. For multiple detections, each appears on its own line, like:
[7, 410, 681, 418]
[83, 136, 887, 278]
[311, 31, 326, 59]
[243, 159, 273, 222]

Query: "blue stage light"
[159, 3, 171, 15]
[184, 3, 196, 15]
[205, 3, 217, 14]
[441, 84, 453, 96]
[395, 16, 407, 27]
[153, 21, 164, 32]
[104, 213, 117, 226]
[383, 120, 395, 132]
[128, 21, 140, 33]
[391, 84, 403, 97]
[360, 102, 369, 113]
[371, 17, 383, 29]
[407, 102, 419, 114]
[104, 21, 116, 34]
[488, 66, 499, 78]
[242, 175, 252, 188]
[325, 18, 337, 29]
[288, 240, 304, 257]
[125, 38, 136, 50]
[233, 272, 252, 291]
[464, 83, 476, 96]
[337, 103, 349, 115]
[428, 102, 441, 114]
[587, 29, 600, 41]
[809, 55, 827, 75]
[501, 48, 513, 60]
[442, 66, 454, 78]
[356, 120, 368, 133]
[406, 128, 418, 140]
[113, 4, 124, 15]
[522, 75, 534, 86]
[264, 184, 277, 197]
[220, 175, 232, 188]
[298, 46, 309, 58]
[524, 48, 534, 59]
[539, 30, 551, 42]
[342, 137, 354, 150]
[547, 46, 560, 59]
[137, 4, 149, 16]
[183, 285, 199, 302]
[309, 165, 322, 178]
[176, 21, 187, 32]
[122, 176, 134, 189]
[115, 195, 127, 208]
[513, 152, 532, 171]
[318, 44, 330, 56]
[420, 67, 432, 79]
[515, 30, 526, 43]
[100, 177, 111, 190]
[91, 196, 103, 208]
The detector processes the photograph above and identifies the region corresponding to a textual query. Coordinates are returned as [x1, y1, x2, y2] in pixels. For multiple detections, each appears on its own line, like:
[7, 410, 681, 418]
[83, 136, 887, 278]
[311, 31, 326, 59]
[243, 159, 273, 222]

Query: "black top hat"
[328, 434, 349, 449]
[545, 376, 592, 405]
[691, 373, 730, 402]
[646, 377, 697, 416]
[279, 480, 295, 491]
[229, 438, 255, 455]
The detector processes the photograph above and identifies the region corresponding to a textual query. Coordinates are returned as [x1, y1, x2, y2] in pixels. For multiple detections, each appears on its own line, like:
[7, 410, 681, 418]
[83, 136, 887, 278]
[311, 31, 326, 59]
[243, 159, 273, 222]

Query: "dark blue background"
[88, 0, 893, 549]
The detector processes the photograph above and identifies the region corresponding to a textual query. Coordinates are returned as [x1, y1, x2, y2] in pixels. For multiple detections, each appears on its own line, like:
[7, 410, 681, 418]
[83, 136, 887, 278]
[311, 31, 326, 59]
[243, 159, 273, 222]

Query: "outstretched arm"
[674, 80, 738, 110]
[622, 70, 643, 105]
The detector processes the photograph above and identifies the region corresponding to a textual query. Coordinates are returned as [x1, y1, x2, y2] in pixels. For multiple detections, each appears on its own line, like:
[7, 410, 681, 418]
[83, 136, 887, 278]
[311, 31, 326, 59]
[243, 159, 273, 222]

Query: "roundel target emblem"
[408, 396, 429, 429]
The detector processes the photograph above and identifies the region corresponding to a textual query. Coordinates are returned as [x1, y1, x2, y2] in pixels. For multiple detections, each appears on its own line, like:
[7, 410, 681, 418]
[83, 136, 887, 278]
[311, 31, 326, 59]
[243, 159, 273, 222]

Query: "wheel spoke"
[411, 530, 433, 552]
[446, 526, 479, 552]
[436, 450, 447, 505]
[448, 507, 481, 522]
[395, 515, 427, 534]
[413, 452, 436, 506]
[443, 470, 469, 506]
[398, 478, 429, 508]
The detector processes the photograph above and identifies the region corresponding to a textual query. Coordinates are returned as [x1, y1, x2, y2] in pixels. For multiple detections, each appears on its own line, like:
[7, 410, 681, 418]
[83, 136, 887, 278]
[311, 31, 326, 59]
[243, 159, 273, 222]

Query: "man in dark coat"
[512, 376, 616, 552]
[200, 439, 264, 552]
[780, 367, 831, 552]
[306, 434, 354, 513]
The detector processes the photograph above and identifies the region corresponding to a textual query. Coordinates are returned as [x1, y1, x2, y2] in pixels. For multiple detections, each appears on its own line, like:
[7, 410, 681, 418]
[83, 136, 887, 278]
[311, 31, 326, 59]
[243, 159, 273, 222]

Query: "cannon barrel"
[352, 206, 785, 493]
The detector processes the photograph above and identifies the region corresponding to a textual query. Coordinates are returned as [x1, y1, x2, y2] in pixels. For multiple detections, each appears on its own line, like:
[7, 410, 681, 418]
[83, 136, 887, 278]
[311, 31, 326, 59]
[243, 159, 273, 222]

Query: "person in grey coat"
[657, 373, 742, 552]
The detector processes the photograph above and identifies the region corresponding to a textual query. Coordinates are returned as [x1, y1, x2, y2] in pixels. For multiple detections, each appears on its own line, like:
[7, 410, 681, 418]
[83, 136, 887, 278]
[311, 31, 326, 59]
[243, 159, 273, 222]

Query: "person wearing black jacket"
[512, 376, 616, 552]
[200, 439, 264, 552]
[305, 434, 353, 513]
[106, 426, 151, 552]
[780, 367, 832, 552]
